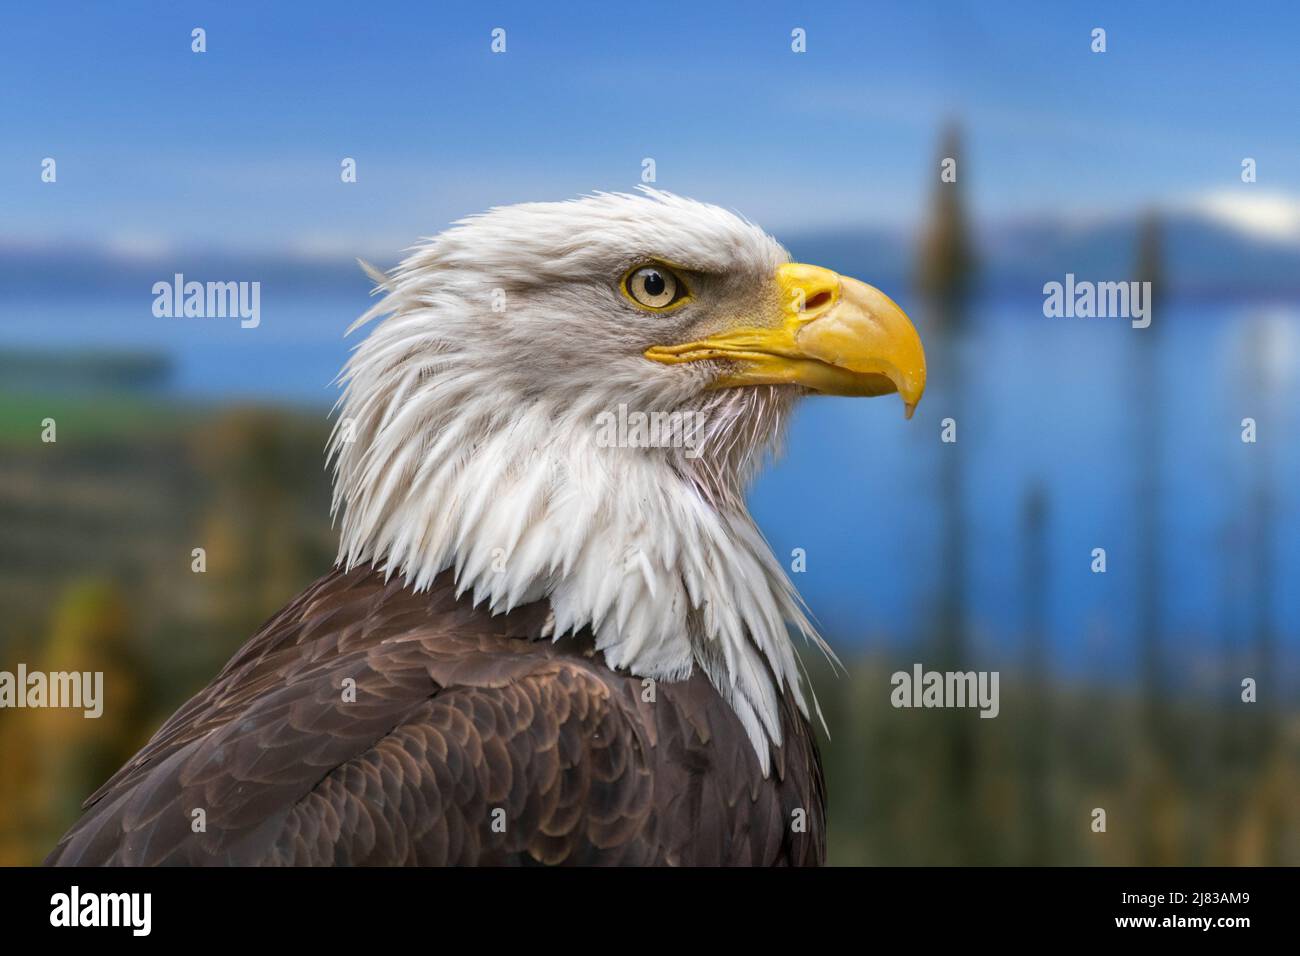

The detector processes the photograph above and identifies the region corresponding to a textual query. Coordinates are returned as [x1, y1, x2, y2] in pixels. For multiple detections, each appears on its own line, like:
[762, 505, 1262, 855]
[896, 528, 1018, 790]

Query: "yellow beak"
[644, 263, 927, 418]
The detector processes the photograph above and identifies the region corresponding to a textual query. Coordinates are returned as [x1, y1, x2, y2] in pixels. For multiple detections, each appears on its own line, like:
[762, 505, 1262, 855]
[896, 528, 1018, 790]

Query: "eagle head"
[329, 189, 925, 768]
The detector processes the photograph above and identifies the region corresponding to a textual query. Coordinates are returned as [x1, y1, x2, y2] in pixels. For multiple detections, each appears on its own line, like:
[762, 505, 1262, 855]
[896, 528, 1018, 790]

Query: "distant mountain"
[0, 240, 377, 300]
[5, 203, 1300, 304]
[976, 210, 1300, 298]
[790, 203, 1300, 300]
[0, 349, 171, 394]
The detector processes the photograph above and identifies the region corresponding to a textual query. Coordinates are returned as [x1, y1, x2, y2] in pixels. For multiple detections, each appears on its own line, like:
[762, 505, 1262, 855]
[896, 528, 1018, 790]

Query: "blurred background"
[2, 1, 1298, 864]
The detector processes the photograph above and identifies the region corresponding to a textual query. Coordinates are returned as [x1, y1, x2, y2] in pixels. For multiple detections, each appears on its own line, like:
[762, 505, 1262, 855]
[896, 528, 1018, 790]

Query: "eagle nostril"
[803, 290, 833, 312]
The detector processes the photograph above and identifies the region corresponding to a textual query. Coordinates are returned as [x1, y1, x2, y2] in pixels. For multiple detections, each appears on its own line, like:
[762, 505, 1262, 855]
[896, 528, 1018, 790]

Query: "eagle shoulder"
[46, 565, 824, 866]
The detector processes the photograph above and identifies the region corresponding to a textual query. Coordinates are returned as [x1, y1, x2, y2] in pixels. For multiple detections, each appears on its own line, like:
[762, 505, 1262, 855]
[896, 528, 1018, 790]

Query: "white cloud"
[102, 233, 175, 260]
[1186, 191, 1300, 244]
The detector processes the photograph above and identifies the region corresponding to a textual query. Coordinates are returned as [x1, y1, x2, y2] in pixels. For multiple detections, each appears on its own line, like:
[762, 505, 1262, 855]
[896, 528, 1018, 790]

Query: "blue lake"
[3, 288, 1298, 688]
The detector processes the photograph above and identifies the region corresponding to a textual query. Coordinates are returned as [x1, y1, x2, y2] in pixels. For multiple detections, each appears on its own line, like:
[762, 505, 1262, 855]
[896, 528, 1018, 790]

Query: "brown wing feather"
[45, 565, 825, 866]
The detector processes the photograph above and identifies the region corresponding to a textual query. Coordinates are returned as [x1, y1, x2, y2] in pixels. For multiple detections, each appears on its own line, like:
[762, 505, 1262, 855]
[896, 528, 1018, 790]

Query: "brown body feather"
[46, 565, 825, 866]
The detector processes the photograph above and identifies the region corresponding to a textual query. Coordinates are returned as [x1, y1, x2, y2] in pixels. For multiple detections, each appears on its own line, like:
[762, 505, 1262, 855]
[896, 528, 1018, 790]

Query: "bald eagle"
[48, 190, 924, 866]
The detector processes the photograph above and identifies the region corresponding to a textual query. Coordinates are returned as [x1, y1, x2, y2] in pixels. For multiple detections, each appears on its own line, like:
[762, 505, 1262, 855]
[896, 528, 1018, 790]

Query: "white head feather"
[329, 189, 832, 772]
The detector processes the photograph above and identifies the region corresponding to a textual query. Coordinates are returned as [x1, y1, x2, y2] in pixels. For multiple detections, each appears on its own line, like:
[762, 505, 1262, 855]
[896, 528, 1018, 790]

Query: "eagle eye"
[623, 264, 688, 310]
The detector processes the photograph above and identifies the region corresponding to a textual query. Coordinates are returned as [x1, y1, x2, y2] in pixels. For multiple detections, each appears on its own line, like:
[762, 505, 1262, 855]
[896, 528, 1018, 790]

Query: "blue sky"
[4, 1, 1300, 254]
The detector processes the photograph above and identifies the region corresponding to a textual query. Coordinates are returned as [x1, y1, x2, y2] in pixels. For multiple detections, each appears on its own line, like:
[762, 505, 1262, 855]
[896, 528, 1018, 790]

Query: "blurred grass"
[0, 390, 335, 863]
[0, 391, 196, 446]
[809, 654, 1300, 865]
